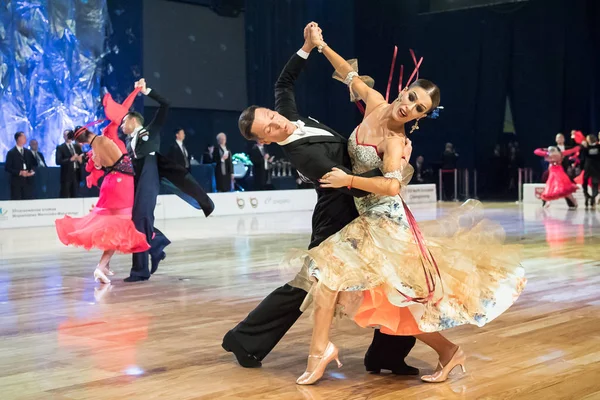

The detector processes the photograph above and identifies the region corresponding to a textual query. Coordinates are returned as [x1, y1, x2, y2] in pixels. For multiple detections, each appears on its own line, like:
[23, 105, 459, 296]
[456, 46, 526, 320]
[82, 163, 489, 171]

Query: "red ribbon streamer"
[385, 46, 398, 102]
[355, 101, 366, 115]
[394, 199, 444, 305]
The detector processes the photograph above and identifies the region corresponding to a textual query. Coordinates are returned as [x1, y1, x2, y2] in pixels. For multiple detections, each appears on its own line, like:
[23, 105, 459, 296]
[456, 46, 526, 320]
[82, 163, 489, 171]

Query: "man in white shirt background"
[4, 131, 37, 200]
[29, 138, 48, 199]
[55, 129, 83, 198]
[249, 142, 274, 190]
[29, 139, 47, 168]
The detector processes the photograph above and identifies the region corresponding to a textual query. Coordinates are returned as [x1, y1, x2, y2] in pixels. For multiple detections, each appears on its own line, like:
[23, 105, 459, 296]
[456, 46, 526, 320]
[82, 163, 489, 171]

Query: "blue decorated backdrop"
[0, 0, 109, 165]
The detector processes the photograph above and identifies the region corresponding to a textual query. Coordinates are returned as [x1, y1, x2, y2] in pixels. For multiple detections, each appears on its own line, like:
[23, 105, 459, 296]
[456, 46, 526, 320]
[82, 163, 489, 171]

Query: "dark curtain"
[245, 0, 358, 139]
[354, 0, 599, 175]
[591, 0, 600, 131]
[106, 0, 599, 182]
[510, 0, 567, 168]
[354, 1, 500, 170]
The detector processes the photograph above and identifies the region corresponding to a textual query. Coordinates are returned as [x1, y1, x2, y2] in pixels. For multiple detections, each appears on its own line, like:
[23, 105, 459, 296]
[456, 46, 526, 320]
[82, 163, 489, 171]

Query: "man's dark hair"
[125, 111, 144, 126]
[238, 105, 260, 140]
[174, 127, 184, 136]
[14, 131, 24, 142]
[588, 134, 598, 144]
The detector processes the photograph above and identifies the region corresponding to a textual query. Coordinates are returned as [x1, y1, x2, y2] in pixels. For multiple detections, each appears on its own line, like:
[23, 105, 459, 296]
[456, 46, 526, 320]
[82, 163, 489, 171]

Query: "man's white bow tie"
[294, 120, 307, 135]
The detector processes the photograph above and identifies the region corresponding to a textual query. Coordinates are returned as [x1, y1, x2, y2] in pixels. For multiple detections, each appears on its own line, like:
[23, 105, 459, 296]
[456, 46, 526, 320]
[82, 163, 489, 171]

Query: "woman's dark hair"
[409, 79, 441, 113]
[71, 126, 93, 143]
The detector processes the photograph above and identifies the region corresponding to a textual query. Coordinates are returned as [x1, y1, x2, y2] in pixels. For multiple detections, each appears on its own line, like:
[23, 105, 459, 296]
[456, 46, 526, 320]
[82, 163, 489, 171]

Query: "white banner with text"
[0, 185, 437, 229]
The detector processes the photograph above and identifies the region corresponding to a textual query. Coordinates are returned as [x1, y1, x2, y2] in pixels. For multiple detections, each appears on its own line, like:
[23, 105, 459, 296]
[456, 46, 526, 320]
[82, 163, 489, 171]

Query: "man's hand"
[319, 167, 351, 189]
[70, 154, 78, 162]
[135, 78, 148, 94]
[309, 25, 325, 48]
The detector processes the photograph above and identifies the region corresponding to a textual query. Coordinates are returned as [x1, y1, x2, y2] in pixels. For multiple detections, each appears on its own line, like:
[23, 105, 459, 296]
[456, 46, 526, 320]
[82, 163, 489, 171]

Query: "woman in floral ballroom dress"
[283, 24, 527, 386]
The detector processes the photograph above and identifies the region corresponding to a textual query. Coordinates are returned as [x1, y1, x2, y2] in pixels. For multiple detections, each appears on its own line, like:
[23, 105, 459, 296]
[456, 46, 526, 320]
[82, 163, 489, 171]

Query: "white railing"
[518, 168, 534, 202]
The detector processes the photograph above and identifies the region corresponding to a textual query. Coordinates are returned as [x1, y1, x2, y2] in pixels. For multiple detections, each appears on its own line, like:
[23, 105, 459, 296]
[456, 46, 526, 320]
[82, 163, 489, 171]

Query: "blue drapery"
[0, 0, 110, 164]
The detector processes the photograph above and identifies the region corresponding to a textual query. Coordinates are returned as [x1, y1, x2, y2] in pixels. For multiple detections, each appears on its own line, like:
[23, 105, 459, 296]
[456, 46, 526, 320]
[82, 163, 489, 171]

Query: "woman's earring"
[410, 119, 420, 134]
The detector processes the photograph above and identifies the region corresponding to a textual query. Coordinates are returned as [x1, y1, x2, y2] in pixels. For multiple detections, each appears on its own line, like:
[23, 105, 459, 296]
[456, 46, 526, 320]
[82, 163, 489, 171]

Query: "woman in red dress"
[55, 86, 150, 283]
[534, 146, 579, 208]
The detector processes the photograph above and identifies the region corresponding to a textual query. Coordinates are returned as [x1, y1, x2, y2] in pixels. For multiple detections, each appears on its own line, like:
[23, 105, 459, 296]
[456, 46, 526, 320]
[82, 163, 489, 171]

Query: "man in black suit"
[55, 129, 83, 198]
[223, 25, 417, 375]
[202, 145, 215, 164]
[29, 139, 47, 199]
[556, 133, 573, 173]
[167, 128, 191, 172]
[121, 79, 215, 282]
[249, 143, 272, 190]
[29, 139, 47, 168]
[414, 155, 432, 184]
[121, 78, 172, 283]
[5, 132, 37, 200]
[580, 134, 600, 209]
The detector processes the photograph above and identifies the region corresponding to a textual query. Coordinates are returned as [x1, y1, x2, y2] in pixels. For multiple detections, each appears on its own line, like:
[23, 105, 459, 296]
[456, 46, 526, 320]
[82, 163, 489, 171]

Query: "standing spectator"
[29, 139, 48, 198]
[213, 132, 234, 192]
[249, 143, 274, 190]
[167, 128, 191, 172]
[202, 145, 215, 164]
[580, 134, 600, 209]
[29, 139, 47, 167]
[413, 155, 432, 184]
[4, 132, 37, 200]
[441, 143, 459, 200]
[55, 129, 83, 198]
[508, 145, 523, 193]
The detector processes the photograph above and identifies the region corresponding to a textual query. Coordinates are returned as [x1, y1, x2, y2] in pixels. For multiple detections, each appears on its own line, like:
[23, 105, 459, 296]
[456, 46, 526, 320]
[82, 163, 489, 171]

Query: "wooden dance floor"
[1, 202, 600, 399]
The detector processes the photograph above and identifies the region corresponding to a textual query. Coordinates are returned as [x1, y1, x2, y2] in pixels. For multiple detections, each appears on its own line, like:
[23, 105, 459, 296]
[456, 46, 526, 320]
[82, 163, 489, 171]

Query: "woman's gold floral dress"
[285, 115, 526, 335]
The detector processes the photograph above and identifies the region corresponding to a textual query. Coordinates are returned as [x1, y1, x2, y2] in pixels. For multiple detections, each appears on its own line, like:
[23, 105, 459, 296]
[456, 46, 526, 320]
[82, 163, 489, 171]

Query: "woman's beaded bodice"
[348, 128, 409, 221]
[105, 154, 135, 176]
